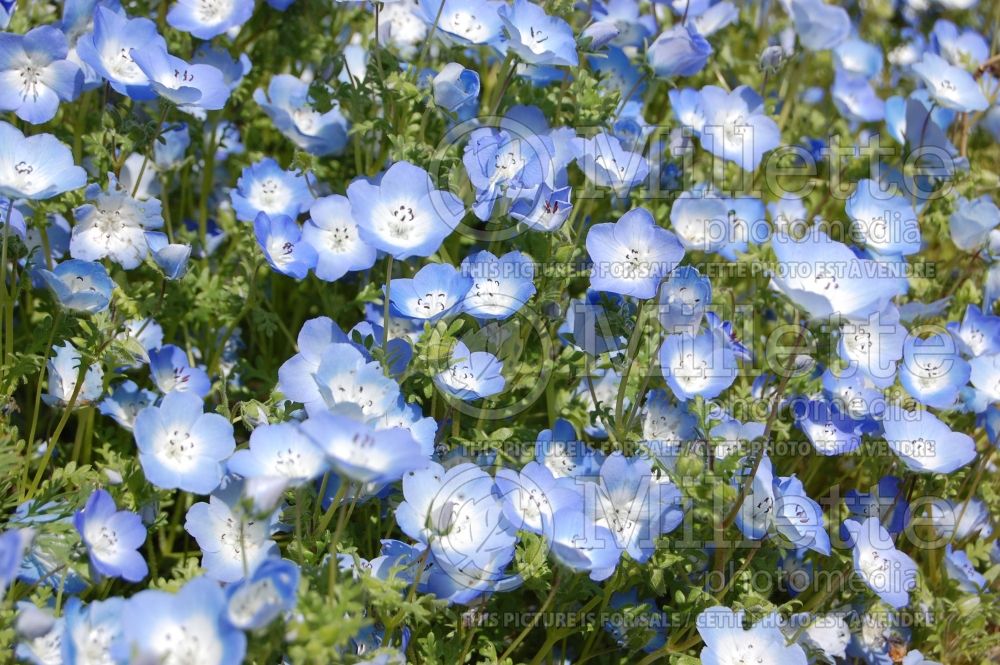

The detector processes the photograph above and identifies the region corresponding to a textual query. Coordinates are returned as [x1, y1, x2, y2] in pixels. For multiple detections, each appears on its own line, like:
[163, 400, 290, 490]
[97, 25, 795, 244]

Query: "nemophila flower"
[787, 0, 849, 52]
[378, 1, 427, 56]
[548, 505, 621, 581]
[149, 344, 211, 397]
[696, 605, 808, 665]
[773, 475, 831, 554]
[130, 44, 229, 111]
[769, 230, 905, 321]
[834, 37, 883, 79]
[948, 304, 1000, 357]
[463, 124, 556, 222]
[734, 454, 776, 540]
[0, 122, 86, 200]
[185, 484, 280, 582]
[931, 497, 993, 541]
[73, 489, 147, 582]
[574, 132, 649, 196]
[499, 0, 578, 67]
[586, 207, 684, 299]
[133, 390, 235, 494]
[43, 341, 104, 407]
[797, 397, 864, 455]
[882, 406, 976, 474]
[641, 389, 699, 467]
[931, 19, 989, 69]
[969, 353, 1000, 402]
[62, 596, 125, 665]
[227, 422, 328, 489]
[419, 0, 505, 47]
[509, 183, 573, 232]
[949, 195, 999, 252]
[494, 461, 580, 535]
[434, 340, 505, 400]
[459, 250, 535, 319]
[668, 87, 706, 132]
[308, 342, 401, 418]
[647, 24, 712, 78]
[146, 231, 192, 279]
[347, 161, 463, 260]
[660, 329, 738, 401]
[783, 612, 851, 662]
[70, 175, 164, 268]
[591, 452, 683, 562]
[301, 411, 427, 484]
[99, 380, 157, 430]
[911, 54, 988, 112]
[167, 0, 253, 39]
[698, 85, 780, 171]
[658, 265, 711, 333]
[432, 63, 479, 118]
[0, 0, 12, 28]
[37, 259, 114, 314]
[559, 289, 631, 356]
[15, 605, 63, 665]
[535, 418, 604, 479]
[390, 262, 472, 322]
[0, 25, 82, 124]
[231, 158, 314, 223]
[944, 544, 986, 592]
[574, 367, 624, 438]
[193, 44, 251, 91]
[225, 557, 300, 630]
[253, 212, 317, 279]
[831, 69, 885, 123]
[843, 517, 918, 608]
[0, 529, 32, 598]
[899, 332, 970, 408]
[846, 179, 920, 256]
[838, 306, 907, 389]
[253, 74, 348, 156]
[708, 415, 764, 460]
[76, 7, 165, 100]
[120, 576, 246, 664]
[845, 476, 909, 536]
[153, 122, 190, 169]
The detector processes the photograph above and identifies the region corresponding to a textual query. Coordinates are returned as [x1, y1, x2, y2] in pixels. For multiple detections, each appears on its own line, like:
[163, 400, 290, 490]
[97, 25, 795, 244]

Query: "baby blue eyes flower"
[948, 304, 1000, 357]
[899, 333, 970, 409]
[0, 529, 32, 598]
[146, 231, 192, 279]
[535, 418, 604, 478]
[509, 182, 573, 232]
[832, 70, 885, 123]
[846, 179, 920, 256]
[0, 25, 82, 124]
[130, 44, 230, 111]
[499, 0, 578, 67]
[70, 176, 164, 269]
[0, 122, 86, 200]
[433, 340, 505, 400]
[231, 157, 314, 223]
[912, 53, 989, 113]
[787, 0, 850, 52]
[419, 0, 505, 47]
[227, 422, 328, 488]
[944, 544, 986, 592]
[225, 557, 300, 630]
[390, 262, 472, 321]
[931, 19, 989, 69]
[494, 461, 579, 536]
[133, 391, 236, 494]
[843, 517, 918, 609]
[63, 597, 125, 665]
[120, 576, 246, 664]
[697, 606, 808, 665]
[834, 37, 884, 79]
[347, 160, 464, 260]
[796, 398, 862, 455]
[302, 194, 376, 282]
[149, 343, 211, 397]
[548, 505, 621, 581]
[37, 258, 114, 314]
[253, 74, 349, 156]
[167, 0, 253, 39]
[73, 489, 148, 582]
[432, 63, 480, 117]
[0, 0, 12, 28]
[301, 411, 427, 484]
[586, 207, 684, 299]
[460, 250, 535, 319]
[658, 266, 711, 333]
[99, 379, 157, 430]
[76, 6, 165, 100]
[44, 341, 104, 407]
[463, 123, 554, 221]
[969, 352, 1000, 403]
[647, 24, 712, 78]
[574, 131, 649, 196]
[254, 212, 318, 279]
[949, 194, 999, 252]
[660, 329, 737, 401]
[882, 406, 977, 474]
[698, 85, 780, 171]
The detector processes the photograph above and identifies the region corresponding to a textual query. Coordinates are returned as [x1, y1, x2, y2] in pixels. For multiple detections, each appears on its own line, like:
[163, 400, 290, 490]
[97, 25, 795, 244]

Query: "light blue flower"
[227, 422, 328, 488]
[301, 195, 376, 282]
[37, 259, 114, 314]
[133, 391, 235, 494]
[390, 262, 472, 322]
[843, 517, 918, 608]
[948, 304, 1000, 358]
[153, 122, 191, 168]
[788, 0, 850, 52]
[657, 267, 710, 332]
[834, 37, 884, 79]
[495, 461, 580, 535]
[254, 212, 317, 279]
[419, 0, 505, 47]
[0, 25, 82, 124]
[734, 453, 776, 540]
[697, 606, 807, 664]
[231, 158, 314, 222]
[548, 505, 621, 581]
[70, 175, 164, 268]
[15, 604, 63, 665]
[944, 544, 986, 592]
[0, 529, 32, 598]
[796, 399, 863, 455]
[347, 161, 464, 260]
[99, 380, 157, 430]
[43, 341, 104, 407]
[253, 74, 349, 156]
[76, 6, 165, 100]
[574, 131, 649, 196]
[130, 44, 229, 111]
[73, 489, 147, 582]
[149, 343, 211, 397]
[62, 597, 125, 664]
[433, 340, 505, 400]
[698, 85, 780, 171]
[590, 0, 654, 48]
[460, 250, 535, 319]
[647, 24, 712, 78]
[432, 63, 480, 117]
[844, 476, 909, 536]
[912, 53, 988, 112]
[837, 305, 907, 389]
[660, 329, 738, 401]
[463, 121, 555, 221]
[949, 195, 999, 252]
[0, 122, 87, 200]
[587, 207, 684, 299]
[846, 179, 920, 256]
[308, 342, 401, 418]
[773, 475, 831, 555]
[167, 0, 253, 39]
[535, 418, 604, 479]
[899, 332, 970, 409]
[832, 69, 885, 123]
[969, 352, 1000, 403]
[882, 405, 977, 474]
[0, 0, 13, 28]
[499, 0, 578, 67]
[225, 558, 300, 630]
[193, 44, 251, 90]
[146, 231, 192, 279]
[276, 316, 351, 406]
[509, 183, 573, 232]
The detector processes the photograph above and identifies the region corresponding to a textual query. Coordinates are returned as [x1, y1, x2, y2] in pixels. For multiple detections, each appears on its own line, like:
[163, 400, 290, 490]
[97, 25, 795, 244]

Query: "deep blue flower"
[845, 476, 909, 537]
[432, 63, 480, 118]
[796, 399, 863, 455]
[73, 489, 147, 582]
[0, 529, 32, 598]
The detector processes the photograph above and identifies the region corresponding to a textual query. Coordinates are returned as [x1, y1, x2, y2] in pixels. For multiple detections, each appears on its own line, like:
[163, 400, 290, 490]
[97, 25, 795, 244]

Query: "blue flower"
[846, 179, 920, 256]
[433, 340, 505, 400]
[587, 207, 684, 299]
[153, 122, 191, 169]
[882, 405, 977, 474]
[130, 44, 229, 111]
[231, 158, 314, 222]
[843, 517, 918, 608]
[0, 529, 32, 598]
[37, 259, 114, 314]
[931, 19, 989, 69]
[120, 576, 246, 663]
[832, 69, 885, 123]
[432, 63, 480, 117]
[225, 558, 300, 630]
[660, 329, 737, 401]
[0, 25, 81, 124]
[773, 475, 831, 555]
[390, 262, 472, 322]
[837, 305, 907, 389]
[146, 231, 192, 279]
[499, 0, 578, 67]
[254, 212, 318, 279]
[647, 25, 712, 78]
[300, 195, 376, 282]
[845, 476, 909, 537]
[70, 176, 164, 268]
[708, 415, 764, 460]
[796, 398, 863, 455]
[15, 604, 63, 665]
[227, 422, 328, 488]
[948, 304, 1000, 357]
[133, 391, 235, 494]
[463, 122, 555, 221]
[669, 189, 730, 253]
[509, 183, 573, 232]
[944, 544, 987, 592]
[43, 341, 104, 407]
[0, 122, 87, 200]
[788, 0, 850, 52]
[899, 332, 970, 408]
[642, 390, 697, 467]
[167, 0, 253, 39]
[912, 53, 988, 112]
[149, 343, 211, 397]
[495, 461, 580, 535]
[460, 250, 535, 319]
[347, 161, 464, 260]
[276, 316, 350, 405]
[185, 483, 280, 582]
[574, 131, 649, 196]
[697, 606, 807, 664]
[73, 489, 147, 582]
[535, 418, 604, 479]
[698, 85, 780, 171]
[254, 74, 349, 156]
[76, 7, 165, 100]
[834, 37, 884, 79]
[308, 342, 401, 418]
[63, 597, 125, 664]
[969, 352, 1000, 403]
[949, 195, 999, 252]
[193, 44, 251, 91]
[301, 411, 428, 484]
[419, 0, 505, 47]
[548, 505, 621, 581]
[99, 380, 157, 430]
[0, 0, 12, 28]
